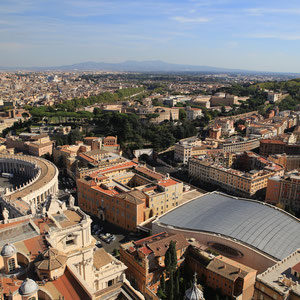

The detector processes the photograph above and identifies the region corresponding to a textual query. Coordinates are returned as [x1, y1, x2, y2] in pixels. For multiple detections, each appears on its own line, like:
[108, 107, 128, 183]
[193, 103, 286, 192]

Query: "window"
[8, 258, 16, 272]
[108, 279, 114, 287]
[66, 234, 75, 246]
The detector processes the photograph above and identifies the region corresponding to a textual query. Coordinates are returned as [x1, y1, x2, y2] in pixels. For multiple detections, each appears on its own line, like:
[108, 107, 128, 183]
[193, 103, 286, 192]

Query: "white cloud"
[172, 16, 210, 23]
[249, 33, 300, 40]
[245, 7, 300, 16]
[227, 41, 239, 48]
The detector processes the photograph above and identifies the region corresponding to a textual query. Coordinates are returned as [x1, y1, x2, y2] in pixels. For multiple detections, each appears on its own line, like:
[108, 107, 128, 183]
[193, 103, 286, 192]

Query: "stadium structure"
[152, 191, 300, 273]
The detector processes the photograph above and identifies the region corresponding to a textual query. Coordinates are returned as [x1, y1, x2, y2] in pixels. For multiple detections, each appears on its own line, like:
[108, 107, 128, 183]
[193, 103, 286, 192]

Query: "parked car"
[95, 241, 102, 248]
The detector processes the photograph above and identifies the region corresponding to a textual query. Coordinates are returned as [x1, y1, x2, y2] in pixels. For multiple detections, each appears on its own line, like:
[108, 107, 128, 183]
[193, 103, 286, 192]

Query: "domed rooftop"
[185, 274, 204, 300]
[35, 248, 67, 271]
[19, 278, 38, 296]
[1, 243, 17, 257]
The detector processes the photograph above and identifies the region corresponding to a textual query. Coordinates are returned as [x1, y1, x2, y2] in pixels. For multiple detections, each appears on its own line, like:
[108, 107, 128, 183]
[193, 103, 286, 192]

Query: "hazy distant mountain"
[0, 60, 249, 73]
[50, 60, 247, 73]
[0, 60, 298, 75]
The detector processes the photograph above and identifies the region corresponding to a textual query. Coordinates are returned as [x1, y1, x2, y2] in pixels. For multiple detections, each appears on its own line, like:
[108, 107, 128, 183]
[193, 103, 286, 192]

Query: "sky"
[1, 0, 300, 72]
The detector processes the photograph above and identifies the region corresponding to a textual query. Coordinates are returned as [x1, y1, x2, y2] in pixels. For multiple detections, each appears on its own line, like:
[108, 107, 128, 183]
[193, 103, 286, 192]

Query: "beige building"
[0, 195, 143, 300]
[77, 161, 184, 231]
[219, 137, 261, 153]
[174, 137, 217, 164]
[254, 249, 300, 300]
[188, 152, 284, 197]
[135, 106, 179, 123]
[210, 93, 239, 107]
[6, 133, 54, 157]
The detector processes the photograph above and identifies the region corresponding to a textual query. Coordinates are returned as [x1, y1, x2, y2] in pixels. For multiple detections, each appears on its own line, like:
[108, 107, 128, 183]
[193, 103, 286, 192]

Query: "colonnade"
[0, 155, 59, 217]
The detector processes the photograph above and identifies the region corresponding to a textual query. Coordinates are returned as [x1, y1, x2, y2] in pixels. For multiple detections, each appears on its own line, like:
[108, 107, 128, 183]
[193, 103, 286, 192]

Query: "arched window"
[8, 258, 16, 272]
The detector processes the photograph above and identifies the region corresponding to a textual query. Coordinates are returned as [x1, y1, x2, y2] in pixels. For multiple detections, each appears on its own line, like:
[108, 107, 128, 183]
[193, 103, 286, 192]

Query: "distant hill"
[0, 60, 299, 75]
[48, 60, 248, 73]
[0, 60, 251, 73]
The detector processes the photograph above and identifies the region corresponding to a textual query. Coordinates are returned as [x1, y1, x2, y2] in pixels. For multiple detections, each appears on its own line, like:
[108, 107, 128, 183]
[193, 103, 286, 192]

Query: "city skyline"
[1, 0, 300, 72]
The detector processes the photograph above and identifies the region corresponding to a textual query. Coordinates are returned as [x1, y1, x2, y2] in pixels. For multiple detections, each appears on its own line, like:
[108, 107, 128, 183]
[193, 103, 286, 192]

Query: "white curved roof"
[19, 278, 38, 296]
[157, 192, 300, 260]
[1, 243, 17, 257]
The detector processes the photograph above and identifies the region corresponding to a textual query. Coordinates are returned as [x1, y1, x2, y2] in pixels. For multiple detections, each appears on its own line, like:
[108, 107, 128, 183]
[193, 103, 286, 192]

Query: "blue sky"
[1, 0, 300, 72]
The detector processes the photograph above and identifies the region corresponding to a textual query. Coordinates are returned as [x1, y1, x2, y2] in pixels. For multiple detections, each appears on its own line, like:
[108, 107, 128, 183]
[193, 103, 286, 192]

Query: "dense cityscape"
[0, 69, 299, 300]
[1, 0, 300, 299]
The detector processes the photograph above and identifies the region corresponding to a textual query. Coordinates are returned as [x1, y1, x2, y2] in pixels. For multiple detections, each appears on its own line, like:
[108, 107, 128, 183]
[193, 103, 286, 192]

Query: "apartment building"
[210, 93, 240, 107]
[6, 133, 54, 156]
[174, 137, 217, 164]
[185, 106, 203, 120]
[135, 106, 179, 123]
[265, 171, 300, 213]
[219, 137, 261, 153]
[189, 152, 284, 197]
[83, 136, 121, 154]
[120, 232, 189, 294]
[254, 249, 300, 300]
[77, 161, 183, 231]
[260, 139, 300, 156]
[268, 153, 300, 171]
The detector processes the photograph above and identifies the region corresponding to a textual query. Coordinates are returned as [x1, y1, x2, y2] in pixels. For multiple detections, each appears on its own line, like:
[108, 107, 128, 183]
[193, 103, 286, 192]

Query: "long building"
[219, 137, 261, 153]
[6, 133, 54, 157]
[188, 151, 284, 197]
[260, 139, 300, 156]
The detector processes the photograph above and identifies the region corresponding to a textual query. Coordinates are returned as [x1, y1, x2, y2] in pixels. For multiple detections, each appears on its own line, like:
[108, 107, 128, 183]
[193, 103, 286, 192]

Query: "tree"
[165, 241, 177, 274]
[167, 272, 174, 300]
[157, 287, 166, 299]
[179, 109, 187, 121]
[175, 268, 180, 299]
[160, 274, 166, 292]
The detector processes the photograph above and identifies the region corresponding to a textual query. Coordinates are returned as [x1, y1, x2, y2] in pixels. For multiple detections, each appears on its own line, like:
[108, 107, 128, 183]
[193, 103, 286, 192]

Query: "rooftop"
[156, 192, 300, 260]
[207, 256, 256, 281]
[257, 249, 300, 296]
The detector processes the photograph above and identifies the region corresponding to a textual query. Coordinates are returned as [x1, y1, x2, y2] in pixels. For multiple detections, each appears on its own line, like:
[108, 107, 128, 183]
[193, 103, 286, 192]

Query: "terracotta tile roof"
[115, 190, 146, 205]
[52, 267, 90, 300]
[0, 218, 28, 230]
[147, 233, 189, 257]
[90, 161, 136, 177]
[23, 235, 47, 259]
[292, 262, 300, 273]
[158, 178, 179, 187]
[207, 256, 256, 281]
[93, 248, 113, 269]
[260, 139, 286, 145]
[35, 248, 67, 271]
[92, 185, 119, 196]
[135, 166, 164, 181]
[0, 277, 22, 295]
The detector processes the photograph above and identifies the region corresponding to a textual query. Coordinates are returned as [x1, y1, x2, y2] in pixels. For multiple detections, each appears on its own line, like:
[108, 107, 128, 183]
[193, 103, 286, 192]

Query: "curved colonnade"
[0, 154, 58, 217]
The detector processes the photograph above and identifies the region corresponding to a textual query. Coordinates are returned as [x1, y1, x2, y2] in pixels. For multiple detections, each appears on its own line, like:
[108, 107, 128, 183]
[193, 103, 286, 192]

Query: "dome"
[19, 278, 38, 296]
[185, 274, 204, 300]
[35, 248, 67, 271]
[1, 243, 17, 257]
